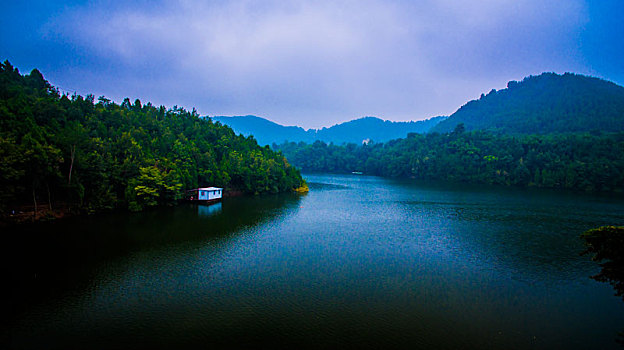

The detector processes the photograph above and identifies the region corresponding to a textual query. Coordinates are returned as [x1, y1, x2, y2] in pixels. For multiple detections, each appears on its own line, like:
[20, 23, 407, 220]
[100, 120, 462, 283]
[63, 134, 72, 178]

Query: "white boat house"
[188, 187, 223, 202]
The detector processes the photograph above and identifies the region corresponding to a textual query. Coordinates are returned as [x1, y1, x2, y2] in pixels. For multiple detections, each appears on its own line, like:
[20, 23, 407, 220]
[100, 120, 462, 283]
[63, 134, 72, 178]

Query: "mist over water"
[7, 174, 624, 349]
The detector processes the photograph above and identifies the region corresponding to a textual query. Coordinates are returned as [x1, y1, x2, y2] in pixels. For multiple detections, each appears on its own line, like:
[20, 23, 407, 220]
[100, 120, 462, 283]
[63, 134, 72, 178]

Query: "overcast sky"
[2, 0, 623, 129]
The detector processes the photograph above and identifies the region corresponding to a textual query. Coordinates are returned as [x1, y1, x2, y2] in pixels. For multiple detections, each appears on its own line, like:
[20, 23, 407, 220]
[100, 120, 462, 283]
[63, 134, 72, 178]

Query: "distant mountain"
[211, 115, 310, 145]
[312, 116, 446, 144]
[211, 115, 447, 145]
[432, 72, 624, 134]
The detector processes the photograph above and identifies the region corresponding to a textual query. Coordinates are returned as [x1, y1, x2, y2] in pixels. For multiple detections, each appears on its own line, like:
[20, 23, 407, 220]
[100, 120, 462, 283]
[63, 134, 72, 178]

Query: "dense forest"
[212, 115, 446, 146]
[275, 125, 624, 193]
[433, 73, 624, 134]
[0, 61, 304, 220]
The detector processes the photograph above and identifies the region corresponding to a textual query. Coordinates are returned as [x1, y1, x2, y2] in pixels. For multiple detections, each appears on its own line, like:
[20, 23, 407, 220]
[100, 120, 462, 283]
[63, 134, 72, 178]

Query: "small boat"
[351, 171, 363, 175]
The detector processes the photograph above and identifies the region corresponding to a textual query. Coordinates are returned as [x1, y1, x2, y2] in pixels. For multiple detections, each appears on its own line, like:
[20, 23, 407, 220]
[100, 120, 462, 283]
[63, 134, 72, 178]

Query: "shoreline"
[0, 187, 292, 226]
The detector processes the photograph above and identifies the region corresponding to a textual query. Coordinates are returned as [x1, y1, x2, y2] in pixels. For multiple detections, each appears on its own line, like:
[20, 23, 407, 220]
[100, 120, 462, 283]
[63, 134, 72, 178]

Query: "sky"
[2, 0, 623, 129]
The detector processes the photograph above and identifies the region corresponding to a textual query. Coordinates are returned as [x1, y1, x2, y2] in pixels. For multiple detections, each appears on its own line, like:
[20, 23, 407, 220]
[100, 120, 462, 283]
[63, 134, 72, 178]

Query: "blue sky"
[2, 0, 623, 129]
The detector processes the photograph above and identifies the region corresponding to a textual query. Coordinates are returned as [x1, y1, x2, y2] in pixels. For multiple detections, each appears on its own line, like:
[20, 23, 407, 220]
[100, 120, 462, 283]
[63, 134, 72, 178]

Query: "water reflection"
[581, 226, 624, 301]
[582, 226, 624, 346]
[6, 193, 302, 328]
[388, 177, 624, 283]
[7, 174, 624, 349]
[197, 202, 222, 216]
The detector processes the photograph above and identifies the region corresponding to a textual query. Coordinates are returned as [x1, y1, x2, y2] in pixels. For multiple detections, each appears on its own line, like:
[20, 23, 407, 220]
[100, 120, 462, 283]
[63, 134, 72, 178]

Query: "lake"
[6, 173, 624, 349]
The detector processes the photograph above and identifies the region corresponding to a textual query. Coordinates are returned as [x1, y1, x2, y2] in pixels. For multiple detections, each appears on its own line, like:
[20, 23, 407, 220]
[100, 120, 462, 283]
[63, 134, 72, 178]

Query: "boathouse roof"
[196, 187, 222, 191]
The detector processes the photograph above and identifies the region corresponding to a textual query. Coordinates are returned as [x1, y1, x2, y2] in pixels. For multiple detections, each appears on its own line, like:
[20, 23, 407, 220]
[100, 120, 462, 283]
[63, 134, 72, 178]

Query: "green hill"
[432, 73, 624, 134]
[0, 60, 304, 218]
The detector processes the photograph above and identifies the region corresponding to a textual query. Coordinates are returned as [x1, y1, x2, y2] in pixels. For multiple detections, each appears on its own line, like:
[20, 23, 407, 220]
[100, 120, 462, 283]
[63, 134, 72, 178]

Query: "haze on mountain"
[211, 115, 447, 146]
[271, 72, 624, 192]
[214, 71, 624, 145]
[433, 72, 624, 134]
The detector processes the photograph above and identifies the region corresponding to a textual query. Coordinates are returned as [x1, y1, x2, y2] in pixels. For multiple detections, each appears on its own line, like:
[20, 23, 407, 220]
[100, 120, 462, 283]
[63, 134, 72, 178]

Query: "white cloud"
[46, 0, 589, 128]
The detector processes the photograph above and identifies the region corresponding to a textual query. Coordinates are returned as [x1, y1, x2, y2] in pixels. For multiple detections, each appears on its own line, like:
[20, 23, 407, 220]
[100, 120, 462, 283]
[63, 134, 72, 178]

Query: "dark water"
[5, 174, 624, 349]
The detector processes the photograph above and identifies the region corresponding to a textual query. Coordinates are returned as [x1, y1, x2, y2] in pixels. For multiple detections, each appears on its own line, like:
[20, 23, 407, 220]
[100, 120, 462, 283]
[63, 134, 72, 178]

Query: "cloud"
[45, 0, 590, 128]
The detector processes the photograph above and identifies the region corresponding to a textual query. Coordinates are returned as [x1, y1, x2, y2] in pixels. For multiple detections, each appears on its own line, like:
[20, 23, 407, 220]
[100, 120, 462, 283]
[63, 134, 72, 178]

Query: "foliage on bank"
[0, 61, 304, 216]
[582, 226, 624, 300]
[274, 125, 624, 193]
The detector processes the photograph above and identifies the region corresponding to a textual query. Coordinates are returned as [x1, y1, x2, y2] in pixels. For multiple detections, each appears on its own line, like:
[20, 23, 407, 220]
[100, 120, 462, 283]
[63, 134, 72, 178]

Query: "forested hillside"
[433, 73, 624, 134]
[275, 127, 624, 192]
[212, 115, 446, 145]
[0, 61, 304, 218]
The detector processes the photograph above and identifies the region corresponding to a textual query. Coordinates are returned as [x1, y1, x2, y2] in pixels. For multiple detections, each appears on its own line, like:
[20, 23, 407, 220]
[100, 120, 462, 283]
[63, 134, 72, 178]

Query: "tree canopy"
[0, 60, 304, 217]
[274, 129, 624, 193]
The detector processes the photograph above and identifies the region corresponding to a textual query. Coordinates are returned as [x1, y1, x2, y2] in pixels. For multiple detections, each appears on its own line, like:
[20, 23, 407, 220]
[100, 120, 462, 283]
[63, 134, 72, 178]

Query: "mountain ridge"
[213, 72, 624, 144]
[210, 115, 447, 145]
[432, 72, 624, 134]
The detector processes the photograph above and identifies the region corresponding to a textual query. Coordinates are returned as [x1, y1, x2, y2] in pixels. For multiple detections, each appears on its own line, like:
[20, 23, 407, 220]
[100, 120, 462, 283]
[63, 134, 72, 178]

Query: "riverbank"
[0, 186, 305, 226]
[0, 204, 81, 226]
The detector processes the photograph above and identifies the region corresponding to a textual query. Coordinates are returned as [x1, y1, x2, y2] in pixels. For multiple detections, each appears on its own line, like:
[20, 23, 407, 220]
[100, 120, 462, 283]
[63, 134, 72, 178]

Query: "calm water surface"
[6, 174, 624, 349]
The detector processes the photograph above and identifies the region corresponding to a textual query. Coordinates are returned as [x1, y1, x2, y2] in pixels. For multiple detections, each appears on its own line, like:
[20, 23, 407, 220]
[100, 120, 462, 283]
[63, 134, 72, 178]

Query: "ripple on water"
[7, 173, 624, 349]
